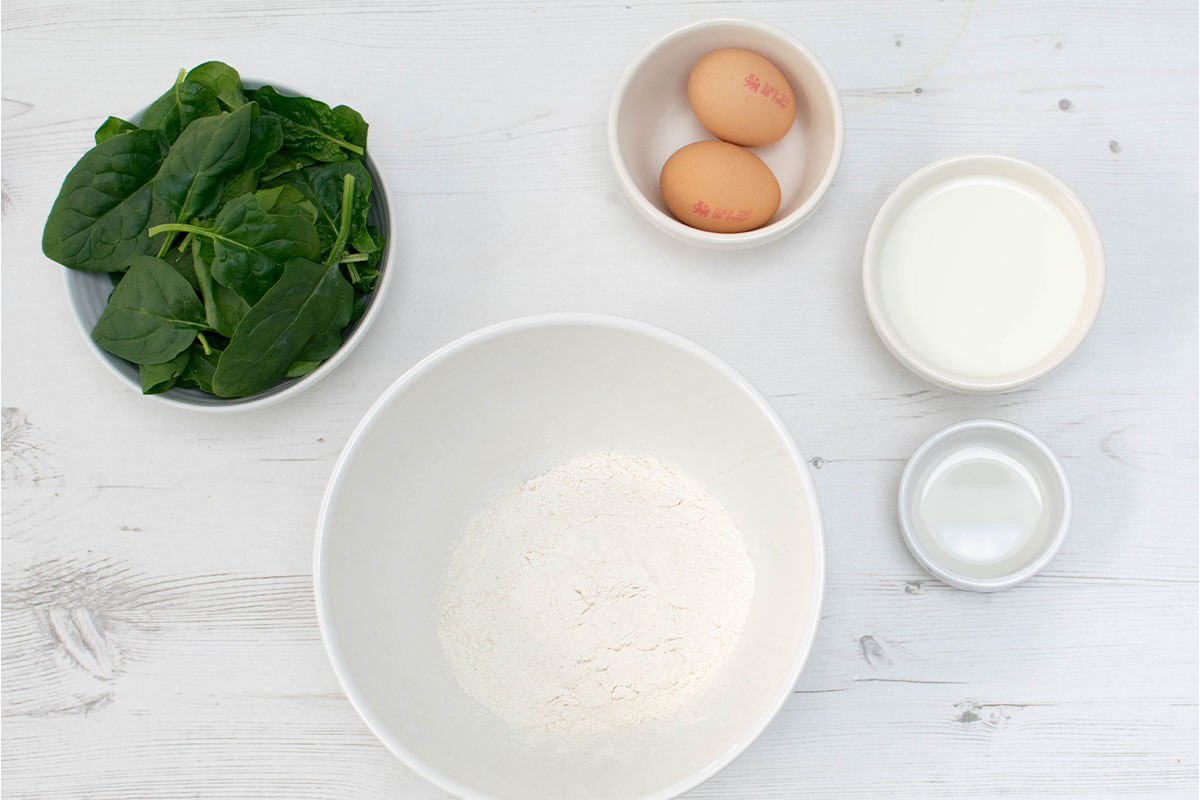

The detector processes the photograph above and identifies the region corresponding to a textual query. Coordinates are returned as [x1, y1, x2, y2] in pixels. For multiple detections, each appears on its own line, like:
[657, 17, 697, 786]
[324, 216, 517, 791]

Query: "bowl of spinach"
[46, 62, 393, 409]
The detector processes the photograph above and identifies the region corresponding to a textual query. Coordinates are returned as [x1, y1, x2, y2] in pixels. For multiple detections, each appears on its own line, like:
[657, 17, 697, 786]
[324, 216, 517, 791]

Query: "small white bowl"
[316, 314, 825, 800]
[862, 154, 1105, 393]
[898, 419, 1071, 592]
[608, 18, 844, 250]
[62, 82, 394, 411]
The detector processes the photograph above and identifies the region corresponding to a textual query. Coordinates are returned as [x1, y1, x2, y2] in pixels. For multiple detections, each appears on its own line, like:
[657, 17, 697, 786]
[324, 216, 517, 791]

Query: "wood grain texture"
[2, 0, 1196, 797]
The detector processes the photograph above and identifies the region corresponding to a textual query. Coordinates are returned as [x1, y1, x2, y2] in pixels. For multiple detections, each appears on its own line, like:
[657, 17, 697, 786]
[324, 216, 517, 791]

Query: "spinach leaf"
[43, 128, 170, 271]
[192, 238, 249, 337]
[177, 342, 222, 393]
[139, 348, 192, 394]
[91, 256, 206, 364]
[211, 256, 352, 397]
[140, 68, 221, 143]
[221, 113, 283, 201]
[266, 160, 371, 257]
[185, 61, 246, 110]
[348, 289, 368, 327]
[151, 103, 254, 227]
[259, 150, 318, 182]
[285, 360, 321, 378]
[296, 329, 341, 362]
[163, 241, 199, 291]
[250, 86, 366, 162]
[150, 192, 319, 305]
[94, 116, 137, 144]
[254, 185, 317, 222]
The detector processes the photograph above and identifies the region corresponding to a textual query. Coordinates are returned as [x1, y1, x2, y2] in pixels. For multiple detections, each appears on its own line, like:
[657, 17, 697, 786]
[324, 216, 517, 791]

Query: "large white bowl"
[316, 314, 825, 800]
[608, 19, 844, 250]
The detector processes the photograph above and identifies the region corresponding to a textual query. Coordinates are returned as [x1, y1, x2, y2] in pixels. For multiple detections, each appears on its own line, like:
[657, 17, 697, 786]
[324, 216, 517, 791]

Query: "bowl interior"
[899, 421, 1070, 590]
[863, 155, 1105, 392]
[318, 317, 824, 800]
[62, 83, 392, 409]
[612, 20, 841, 241]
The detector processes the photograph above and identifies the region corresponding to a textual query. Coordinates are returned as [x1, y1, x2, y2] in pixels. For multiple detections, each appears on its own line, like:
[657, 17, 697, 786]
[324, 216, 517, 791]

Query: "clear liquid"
[915, 445, 1046, 578]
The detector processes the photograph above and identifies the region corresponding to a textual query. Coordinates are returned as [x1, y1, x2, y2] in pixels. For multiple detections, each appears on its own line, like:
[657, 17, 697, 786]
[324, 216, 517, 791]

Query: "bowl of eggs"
[608, 18, 844, 250]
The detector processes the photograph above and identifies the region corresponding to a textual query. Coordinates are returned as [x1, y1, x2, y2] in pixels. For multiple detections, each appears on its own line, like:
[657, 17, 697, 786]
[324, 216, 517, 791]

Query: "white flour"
[437, 451, 755, 736]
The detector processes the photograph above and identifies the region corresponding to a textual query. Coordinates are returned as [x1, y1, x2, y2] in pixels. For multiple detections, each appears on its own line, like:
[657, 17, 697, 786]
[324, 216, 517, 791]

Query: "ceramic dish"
[863, 154, 1104, 392]
[608, 18, 844, 250]
[898, 419, 1072, 592]
[62, 81, 394, 411]
[316, 314, 825, 800]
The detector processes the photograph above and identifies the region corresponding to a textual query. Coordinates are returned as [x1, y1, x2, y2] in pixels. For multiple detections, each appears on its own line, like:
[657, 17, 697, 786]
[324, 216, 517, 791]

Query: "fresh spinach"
[152, 102, 255, 227]
[211, 256, 352, 397]
[150, 191, 320, 305]
[251, 85, 366, 162]
[91, 256, 207, 364]
[43, 62, 381, 398]
[177, 342, 222, 393]
[266, 160, 371, 256]
[186, 61, 246, 111]
[221, 113, 284, 201]
[285, 360, 322, 378]
[191, 238, 249, 337]
[259, 150, 318, 182]
[139, 348, 192, 394]
[94, 116, 137, 144]
[140, 68, 221, 143]
[42, 129, 170, 271]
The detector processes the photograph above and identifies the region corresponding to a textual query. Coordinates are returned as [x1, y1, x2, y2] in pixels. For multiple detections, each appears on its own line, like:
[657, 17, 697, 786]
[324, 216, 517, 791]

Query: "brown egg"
[688, 49, 796, 147]
[659, 140, 781, 233]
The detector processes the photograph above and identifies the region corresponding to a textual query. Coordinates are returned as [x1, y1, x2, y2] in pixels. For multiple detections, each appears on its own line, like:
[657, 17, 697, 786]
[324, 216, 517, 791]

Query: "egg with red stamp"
[659, 140, 781, 233]
[688, 49, 796, 147]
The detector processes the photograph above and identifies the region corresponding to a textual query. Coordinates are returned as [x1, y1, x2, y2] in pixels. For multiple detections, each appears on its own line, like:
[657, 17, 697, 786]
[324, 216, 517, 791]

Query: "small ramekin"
[898, 419, 1072, 592]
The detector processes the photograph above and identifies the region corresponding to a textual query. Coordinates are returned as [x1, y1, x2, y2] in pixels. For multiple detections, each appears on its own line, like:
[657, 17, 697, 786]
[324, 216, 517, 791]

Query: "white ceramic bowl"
[863, 154, 1105, 393]
[898, 419, 1072, 592]
[608, 19, 844, 250]
[316, 314, 825, 800]
[62, 83, 394, 411]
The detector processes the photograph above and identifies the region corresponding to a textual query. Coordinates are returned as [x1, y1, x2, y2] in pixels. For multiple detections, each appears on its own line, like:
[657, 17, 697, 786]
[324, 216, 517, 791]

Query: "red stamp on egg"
[745, 73, 792, 109]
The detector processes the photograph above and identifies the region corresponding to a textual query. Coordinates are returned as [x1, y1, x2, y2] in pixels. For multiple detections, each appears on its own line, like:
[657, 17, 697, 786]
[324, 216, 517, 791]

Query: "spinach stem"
[155, 232, 175, 258]
[339, 253, 369, 263]
[196, 332, 212, 355]
[149, 222, 210, 238]
[325, 173, 355, 268]
[346, 262, 361, 283]
[177, 232, 194, 252]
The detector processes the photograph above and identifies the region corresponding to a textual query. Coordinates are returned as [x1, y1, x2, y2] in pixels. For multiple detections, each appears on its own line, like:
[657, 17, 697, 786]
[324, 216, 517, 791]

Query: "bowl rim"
[61, 78, 395, 412]
[897, 418, 1073, 592]
[606, 17, 845, 251]
[861, 152, 1106, 393]
[314, 312, 827, 800]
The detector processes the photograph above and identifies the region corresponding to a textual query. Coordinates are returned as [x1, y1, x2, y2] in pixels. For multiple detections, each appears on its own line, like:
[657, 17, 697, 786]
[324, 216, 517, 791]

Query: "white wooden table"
[3, 1, 1197, 797]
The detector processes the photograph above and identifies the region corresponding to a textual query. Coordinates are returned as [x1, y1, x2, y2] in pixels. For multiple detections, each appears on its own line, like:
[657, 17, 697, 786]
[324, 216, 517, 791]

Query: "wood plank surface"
[3, 1, 1196, 797]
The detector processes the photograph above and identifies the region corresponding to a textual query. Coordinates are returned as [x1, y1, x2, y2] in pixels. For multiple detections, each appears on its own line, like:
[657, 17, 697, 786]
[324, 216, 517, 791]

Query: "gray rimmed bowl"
[62, 80, 394, 411]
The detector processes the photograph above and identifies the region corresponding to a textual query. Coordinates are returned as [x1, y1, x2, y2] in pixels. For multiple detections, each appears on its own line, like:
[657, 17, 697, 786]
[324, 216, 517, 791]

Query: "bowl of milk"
[862, 154, 1105, 392]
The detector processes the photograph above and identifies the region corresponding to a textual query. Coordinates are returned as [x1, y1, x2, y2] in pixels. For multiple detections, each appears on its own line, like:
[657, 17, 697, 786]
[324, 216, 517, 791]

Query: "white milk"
[879, 176, 1087, 378]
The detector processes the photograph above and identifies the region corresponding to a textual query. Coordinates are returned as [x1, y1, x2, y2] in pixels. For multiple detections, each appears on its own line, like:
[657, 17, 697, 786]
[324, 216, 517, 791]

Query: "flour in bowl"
[437, 451, 755, 736]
